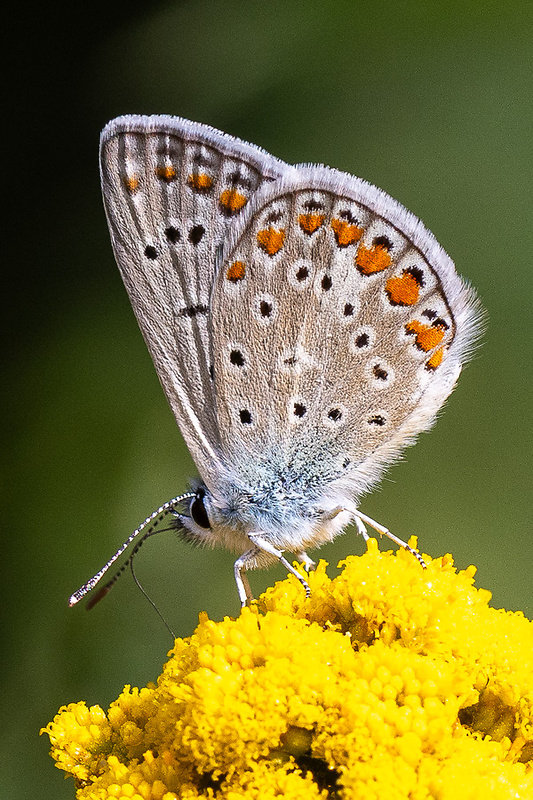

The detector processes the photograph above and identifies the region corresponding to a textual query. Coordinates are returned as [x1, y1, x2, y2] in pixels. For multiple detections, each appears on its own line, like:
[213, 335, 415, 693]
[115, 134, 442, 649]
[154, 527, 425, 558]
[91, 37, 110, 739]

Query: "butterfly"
[70, 115, 481, 608]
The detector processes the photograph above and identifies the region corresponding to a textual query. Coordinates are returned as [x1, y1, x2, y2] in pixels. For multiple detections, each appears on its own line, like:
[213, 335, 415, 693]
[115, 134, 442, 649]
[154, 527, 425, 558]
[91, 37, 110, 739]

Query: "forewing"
[100, 115, 292, 488]
[211, 167, 481, 499]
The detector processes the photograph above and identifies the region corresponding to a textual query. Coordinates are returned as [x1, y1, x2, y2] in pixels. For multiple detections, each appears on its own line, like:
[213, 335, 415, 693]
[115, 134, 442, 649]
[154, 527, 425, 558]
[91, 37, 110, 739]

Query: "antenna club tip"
[68, 594, 80, 607]
[86, 584, 112, 610]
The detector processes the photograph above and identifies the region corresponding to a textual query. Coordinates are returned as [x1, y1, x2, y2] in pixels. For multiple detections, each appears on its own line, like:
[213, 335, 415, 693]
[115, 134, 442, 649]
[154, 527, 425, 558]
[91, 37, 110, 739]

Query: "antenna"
[69, 492, 195, 607]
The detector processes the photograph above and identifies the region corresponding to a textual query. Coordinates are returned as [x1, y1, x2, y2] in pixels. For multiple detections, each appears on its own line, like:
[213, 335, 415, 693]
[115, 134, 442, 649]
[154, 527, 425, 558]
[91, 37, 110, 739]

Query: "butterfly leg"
[248, 534, 311, 599]
[319, 504, 368, 541]
[234, 549, 258, 607]
[294, 551, 316, 571]
[353, 510, 427, 568]
[353, 515, 370, 542]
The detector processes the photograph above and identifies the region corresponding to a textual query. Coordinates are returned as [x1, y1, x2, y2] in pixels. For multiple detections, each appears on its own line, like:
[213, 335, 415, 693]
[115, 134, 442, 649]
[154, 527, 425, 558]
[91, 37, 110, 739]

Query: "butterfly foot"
[248, 534, 311, 599]
[294, 550, 316, 572]
[354, 510, 427, 569]
[234, 552, 256, 607]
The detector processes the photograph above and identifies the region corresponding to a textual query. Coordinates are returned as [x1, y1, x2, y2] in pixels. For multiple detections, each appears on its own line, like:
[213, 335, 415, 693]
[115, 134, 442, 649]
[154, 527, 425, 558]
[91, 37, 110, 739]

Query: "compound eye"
[190, 490, 211, 529]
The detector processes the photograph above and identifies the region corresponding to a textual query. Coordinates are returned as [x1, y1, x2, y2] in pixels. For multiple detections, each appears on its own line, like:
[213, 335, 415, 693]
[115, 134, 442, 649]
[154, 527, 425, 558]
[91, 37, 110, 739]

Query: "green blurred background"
[4, 1, 532, 797]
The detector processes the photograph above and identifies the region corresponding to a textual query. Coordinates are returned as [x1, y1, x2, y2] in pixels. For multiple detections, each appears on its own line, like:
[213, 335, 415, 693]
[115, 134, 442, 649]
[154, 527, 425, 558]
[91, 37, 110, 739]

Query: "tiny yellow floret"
[43, 545, 533, 799]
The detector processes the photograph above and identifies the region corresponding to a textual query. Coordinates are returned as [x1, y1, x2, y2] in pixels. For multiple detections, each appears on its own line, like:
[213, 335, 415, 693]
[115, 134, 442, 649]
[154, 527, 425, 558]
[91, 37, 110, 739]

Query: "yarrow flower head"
[43, 540, 533, 799]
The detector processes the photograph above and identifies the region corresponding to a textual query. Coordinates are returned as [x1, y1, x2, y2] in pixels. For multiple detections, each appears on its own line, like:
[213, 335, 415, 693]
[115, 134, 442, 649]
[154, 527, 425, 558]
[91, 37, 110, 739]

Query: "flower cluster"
[43, 539, 533, 798]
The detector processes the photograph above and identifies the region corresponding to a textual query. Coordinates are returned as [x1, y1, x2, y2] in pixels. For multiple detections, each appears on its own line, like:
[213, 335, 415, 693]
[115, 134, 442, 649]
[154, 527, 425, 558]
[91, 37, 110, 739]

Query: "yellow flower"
[42, 540, 533, 798]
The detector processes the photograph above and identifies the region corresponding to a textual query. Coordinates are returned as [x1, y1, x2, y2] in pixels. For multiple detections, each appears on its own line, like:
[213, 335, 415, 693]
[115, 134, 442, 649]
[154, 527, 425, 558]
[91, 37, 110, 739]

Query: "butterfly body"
[95, 114, 481, 605]
[182, 452, 355, 556]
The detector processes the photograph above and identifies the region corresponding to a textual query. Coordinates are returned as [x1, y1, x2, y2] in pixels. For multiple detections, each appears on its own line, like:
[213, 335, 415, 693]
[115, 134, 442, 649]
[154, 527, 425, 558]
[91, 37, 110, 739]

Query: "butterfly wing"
[210, 166, 481, 504]
[100, 115, 293, 489]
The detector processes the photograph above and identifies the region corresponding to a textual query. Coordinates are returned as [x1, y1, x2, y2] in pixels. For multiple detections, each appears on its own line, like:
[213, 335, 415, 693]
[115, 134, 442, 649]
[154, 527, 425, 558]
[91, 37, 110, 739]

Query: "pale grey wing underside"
[100, 115, 293, 489]
[211, 167, 481, 501]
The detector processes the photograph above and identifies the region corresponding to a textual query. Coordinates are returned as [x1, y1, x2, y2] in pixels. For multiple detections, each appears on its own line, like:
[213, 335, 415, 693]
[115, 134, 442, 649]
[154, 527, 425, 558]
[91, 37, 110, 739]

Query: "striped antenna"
[68, 493, 195, 607]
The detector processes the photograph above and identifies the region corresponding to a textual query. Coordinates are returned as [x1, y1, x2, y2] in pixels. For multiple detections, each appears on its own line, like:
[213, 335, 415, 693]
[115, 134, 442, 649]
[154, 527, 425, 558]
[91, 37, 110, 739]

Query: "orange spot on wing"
[156, 166, 177, 183]
[356, 243, 392, 274]
[426, 347, 444, 370]
[226, 261, 246, 282]
[219, 189, 248, 214]
[298, 214, 325, 235]
[124, 176, 139, 193]
[331, 218, 363, 247]
[256, 227, 286, 256]
[187, 173, 213, 192]
[385, 272, 421, 306]
[405, 320, 446, 352]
